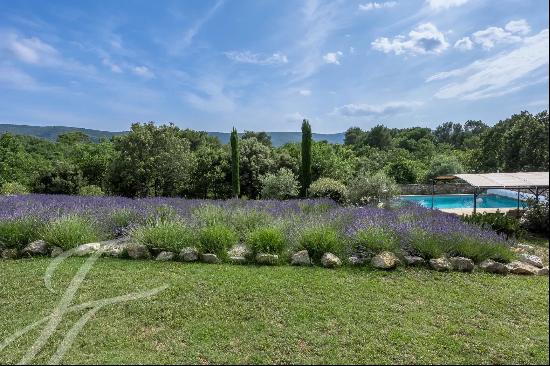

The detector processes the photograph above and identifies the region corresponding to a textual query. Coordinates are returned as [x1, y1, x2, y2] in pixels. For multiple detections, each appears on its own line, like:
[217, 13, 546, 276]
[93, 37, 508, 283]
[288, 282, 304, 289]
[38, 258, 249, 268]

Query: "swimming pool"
[400, 194, 526, 209]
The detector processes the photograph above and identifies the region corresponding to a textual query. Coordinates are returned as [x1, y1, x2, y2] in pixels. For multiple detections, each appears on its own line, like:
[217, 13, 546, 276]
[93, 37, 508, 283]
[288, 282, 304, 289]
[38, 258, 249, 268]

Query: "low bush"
[520, 199, 549, 236]
[79, 184, 105, 196]
[131, 220, 195, 252]
[198, 225, 238, 258]
[308, 178, 347, 203]
[1, 182, 29, 196]
[462, 212, 524, 239]
[409, 230, 447, 259]
[259, 168, 299, 200]
[450, 236, 514, 263]
[246, 227, 286, 256]
[0, 218, 42, 249]
[352, 226, 399, 254]
[192, 205, 271, 240]
[41, 215, 103, 250]
[297, 226, 342, 262]
[347, 172, 400, 206]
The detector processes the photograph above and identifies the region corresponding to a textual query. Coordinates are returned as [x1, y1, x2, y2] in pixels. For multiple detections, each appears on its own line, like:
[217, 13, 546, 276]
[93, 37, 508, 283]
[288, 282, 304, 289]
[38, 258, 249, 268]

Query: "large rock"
[371, 251, 399, 270]
[516, 243, 535, 254]
[537, 266, 549, 276]
[179, 247, 199, 262]
[156, 251, 175, 261]
[449, 256, 475, 272]
[321, 253, 342, 268]
[50, 246, 64, 258]
[256, 253, 279, 265]
[201, 253, 220, 264]
[429, 257, 452, 272]
[403, 255, 425, 266]
[291, 250, 312, 266]
[348, 256, 365, 266]
[479, 259, 509, 274]
[227, 244, 250, 258]
[229, 256, 247, 264]
[21, 240, 49, 257]
[506, 261, 539, 275]
[518, 253, 544, 269]
[125, 243, 151, 260]
[1, 248, 18, 259]
[73, 242, 103, 256]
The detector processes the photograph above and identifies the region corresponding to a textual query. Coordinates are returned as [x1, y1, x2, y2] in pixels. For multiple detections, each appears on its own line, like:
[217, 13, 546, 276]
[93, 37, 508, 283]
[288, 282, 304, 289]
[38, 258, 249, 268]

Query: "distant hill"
[0, 124, 345, 146]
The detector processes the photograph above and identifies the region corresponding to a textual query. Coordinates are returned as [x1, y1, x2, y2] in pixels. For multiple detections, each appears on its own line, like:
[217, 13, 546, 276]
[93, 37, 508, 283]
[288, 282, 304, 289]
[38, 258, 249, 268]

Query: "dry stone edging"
[371, 251, 399, 270]
[518, 253, 543, 269]
[430, 257, 452, 272]
[506, 261, 539, 275]
[291, 250, 312, 266]
[321, 253, 341, 268]
[479, 259, 509, 275]
[21, 240, 49, 257]
[449, 257, 475, 272]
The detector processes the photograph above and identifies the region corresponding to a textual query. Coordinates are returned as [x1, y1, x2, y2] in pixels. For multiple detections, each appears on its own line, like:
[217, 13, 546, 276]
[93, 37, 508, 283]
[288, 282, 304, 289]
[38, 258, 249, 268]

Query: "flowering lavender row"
[0, 194, 510, 248]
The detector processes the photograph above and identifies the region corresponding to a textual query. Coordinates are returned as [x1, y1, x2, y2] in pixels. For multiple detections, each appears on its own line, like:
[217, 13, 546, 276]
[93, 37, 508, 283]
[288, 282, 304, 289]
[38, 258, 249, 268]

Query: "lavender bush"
[0, 194, 514, 262]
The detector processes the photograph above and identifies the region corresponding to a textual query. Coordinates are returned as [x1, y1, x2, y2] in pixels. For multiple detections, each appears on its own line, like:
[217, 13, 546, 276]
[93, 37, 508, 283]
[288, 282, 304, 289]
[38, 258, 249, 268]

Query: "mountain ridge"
[0, 123, 345, 146]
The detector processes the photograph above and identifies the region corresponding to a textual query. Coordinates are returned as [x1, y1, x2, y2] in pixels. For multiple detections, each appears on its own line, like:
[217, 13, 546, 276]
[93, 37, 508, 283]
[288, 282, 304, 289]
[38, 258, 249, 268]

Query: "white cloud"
[426, 0, 469, 10]
[472, 26, 521, 49]
[349, 46, 355, 54]
[358, 2, 397, 11]
[427, 29, 549, 99]
[285, 112, 306, 123]
[323, 51, 343, 64]
[454, 36, 473, 51]
[299, 89, 311, 96]
[334, 101, 422, 117]
[102, 58, 122, 73]
[372, 23, 449, 55]
[4, 33, 59, 65]
[224, 51, 288, 65]
[132, 66, 154, 78]
[505, 19, 531, 35]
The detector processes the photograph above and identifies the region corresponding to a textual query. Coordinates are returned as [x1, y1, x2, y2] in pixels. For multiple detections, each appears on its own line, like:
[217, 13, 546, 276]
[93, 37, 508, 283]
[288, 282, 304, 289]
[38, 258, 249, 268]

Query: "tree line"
[0, 110, 548, 199]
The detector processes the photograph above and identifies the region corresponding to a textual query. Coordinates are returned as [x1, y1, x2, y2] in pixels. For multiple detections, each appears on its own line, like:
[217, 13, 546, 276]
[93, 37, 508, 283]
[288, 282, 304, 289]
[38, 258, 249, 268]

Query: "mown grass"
[0, 258, 548, 365]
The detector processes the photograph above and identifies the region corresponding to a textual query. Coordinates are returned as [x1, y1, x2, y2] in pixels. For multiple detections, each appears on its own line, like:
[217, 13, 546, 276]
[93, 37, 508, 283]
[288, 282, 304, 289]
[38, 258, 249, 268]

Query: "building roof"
[449, 172, 549, 188]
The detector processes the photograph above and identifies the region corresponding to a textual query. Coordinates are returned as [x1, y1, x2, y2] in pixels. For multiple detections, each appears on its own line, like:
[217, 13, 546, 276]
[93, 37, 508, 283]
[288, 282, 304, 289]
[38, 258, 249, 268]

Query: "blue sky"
[0, 0, 548, 133]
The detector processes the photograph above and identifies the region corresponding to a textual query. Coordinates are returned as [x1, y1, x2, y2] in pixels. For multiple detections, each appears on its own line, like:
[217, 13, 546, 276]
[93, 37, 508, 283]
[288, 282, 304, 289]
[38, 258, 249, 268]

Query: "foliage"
[409, 230, 449, 259]
[426, 154, 464, 181]
[259, 168, 299, 200]
[245, 226, 286, 255]
[385, 158, 423, 184]
[308, 178, 347, 203]
[242, 131, 272, 147]
[239, 137, 275, 198]
[1, 182, 29, 195]
[521, 200, 549, 236]
[32, 161, 84, 195]
[131, 220, 195, 252]
[198, 225, 238, 258]
[352, 227, 399, 254]
[365, 124, 392, 150]
[297, 226, 342, 262]
[230, 127, 240, 198]
[347, 172, 400, 205]
[79, 184, 105, 196]
[300, 119, 312, 197]
[463, 212, 525, 239]
[41, 215, 103, 250]
[0, 218, 42, 249]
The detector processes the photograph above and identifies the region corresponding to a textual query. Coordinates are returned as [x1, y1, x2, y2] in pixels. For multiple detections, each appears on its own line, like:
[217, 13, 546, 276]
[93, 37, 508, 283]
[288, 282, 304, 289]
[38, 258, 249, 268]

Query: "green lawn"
[1, 258, 548, 365]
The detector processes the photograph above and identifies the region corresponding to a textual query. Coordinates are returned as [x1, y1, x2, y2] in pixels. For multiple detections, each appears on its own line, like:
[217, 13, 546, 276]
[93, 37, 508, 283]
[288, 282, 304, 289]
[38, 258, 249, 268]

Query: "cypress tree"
[230, 127, 240, 198]
[300, 119, 312, 197]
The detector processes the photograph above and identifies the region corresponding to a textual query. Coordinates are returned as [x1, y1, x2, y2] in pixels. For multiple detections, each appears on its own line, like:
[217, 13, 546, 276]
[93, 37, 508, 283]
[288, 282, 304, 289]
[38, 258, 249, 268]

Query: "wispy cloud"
[224, 51, 288, 65]
[299, 89, 311, 96]
[2, 32, 59, 65]
[427, 29, 549, 99]
[454, 37, 473, 51]
[132, 66, 154, 79]
[372, 23, 449, 55]
[358, 2, 397, 11]
[471, 19, 529, 49]
[334, 101, 422, 117]
[426, 0, 469, 10]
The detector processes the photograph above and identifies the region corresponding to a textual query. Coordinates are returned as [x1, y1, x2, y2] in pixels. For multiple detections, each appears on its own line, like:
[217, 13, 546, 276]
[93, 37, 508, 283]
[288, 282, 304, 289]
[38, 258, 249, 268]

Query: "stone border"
[2, 238, 548, 276]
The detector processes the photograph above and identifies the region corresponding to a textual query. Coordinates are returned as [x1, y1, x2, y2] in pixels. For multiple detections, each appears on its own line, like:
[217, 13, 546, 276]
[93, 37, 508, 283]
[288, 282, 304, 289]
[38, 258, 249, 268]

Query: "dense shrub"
[79, 184, 105, 196]
[0, 218, 42, 249]
[192, 205, 271, 240]
[131, 220, 195, 252]
[352, 227, 399, 254]
[259, 168, 299, 200]
[463, 212, 525, 239]
[1, 182, 29, 195]
[450, 236, 514, 263]
[520, 200, 549, 235]
[409, 230, 448, 259]
[297, 226, 342, 262]
[308, 178, 347, 203]
[105, 209, 143, 237]
[246, 227, 286, 256]
[32, 161, 84, 195]
[426, 154, 463, 181]
[41, 215, 103, 250]
[347, 172, 400, 205]
[198, 225, 238, 258]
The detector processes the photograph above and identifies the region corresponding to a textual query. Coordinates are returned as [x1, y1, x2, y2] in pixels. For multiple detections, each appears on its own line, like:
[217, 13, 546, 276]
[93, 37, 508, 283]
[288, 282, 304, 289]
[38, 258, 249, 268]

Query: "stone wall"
[399, 183, 473, 195]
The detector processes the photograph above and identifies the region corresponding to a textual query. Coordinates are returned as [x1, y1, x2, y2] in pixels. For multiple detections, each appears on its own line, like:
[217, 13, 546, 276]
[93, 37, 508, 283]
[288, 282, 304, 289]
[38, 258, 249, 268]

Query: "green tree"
[348, 172, 400, 205]
[366, 125, 392, 150]
[259, 168, 299, 199]
[385, 158, 423, 184]
[239, 137, 275, 199]
[426, 154, 464, 181]
[33, 161, 84, 194]
[230, 127, 240, 198]
[242, 131, 272, 147]
[300, 119, 312, 197]
[344, 127, 367, 146]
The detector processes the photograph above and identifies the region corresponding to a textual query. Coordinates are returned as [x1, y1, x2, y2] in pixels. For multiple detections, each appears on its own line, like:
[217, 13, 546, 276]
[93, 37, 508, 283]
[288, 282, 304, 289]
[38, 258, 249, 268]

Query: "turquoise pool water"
[400, 194, 525, 209]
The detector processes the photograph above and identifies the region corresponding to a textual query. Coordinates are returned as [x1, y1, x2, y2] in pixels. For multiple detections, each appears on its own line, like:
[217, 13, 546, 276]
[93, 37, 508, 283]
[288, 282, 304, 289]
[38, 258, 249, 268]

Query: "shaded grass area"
[0, 258, 548, 365]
